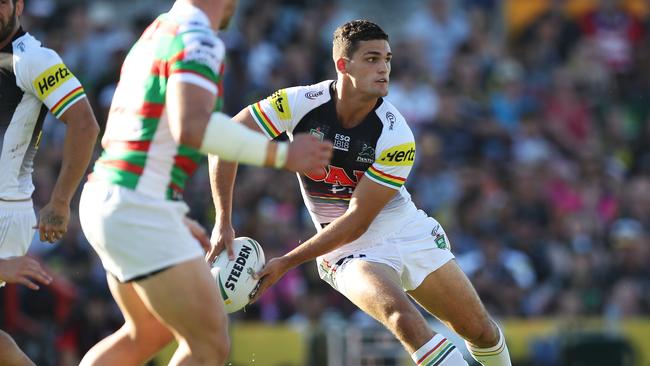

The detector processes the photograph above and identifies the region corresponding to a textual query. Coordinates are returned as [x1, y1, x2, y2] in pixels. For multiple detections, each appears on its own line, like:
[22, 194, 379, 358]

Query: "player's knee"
[185, 331, 230, 363]
[458, 319, 499, 348]
[386, 311, 423, 335]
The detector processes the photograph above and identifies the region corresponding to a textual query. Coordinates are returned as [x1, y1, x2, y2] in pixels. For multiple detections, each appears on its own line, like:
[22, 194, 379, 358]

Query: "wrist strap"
[274, 143, 288, 168]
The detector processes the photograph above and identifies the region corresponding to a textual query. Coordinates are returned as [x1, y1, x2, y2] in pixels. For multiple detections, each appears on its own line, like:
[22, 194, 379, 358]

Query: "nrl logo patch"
[310, 128, 324, 141]
[431, 224, 448, 250]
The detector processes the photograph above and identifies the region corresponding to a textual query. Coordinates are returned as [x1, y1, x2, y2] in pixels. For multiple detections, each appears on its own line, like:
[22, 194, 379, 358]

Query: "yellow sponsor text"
[33, 63, 73, 100]
[378, 142, 415, 166]
[267, 89, 292, 120]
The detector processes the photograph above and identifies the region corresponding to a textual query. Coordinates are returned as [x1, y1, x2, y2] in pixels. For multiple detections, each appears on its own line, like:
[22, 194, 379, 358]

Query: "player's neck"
[334, 80, 378, 128]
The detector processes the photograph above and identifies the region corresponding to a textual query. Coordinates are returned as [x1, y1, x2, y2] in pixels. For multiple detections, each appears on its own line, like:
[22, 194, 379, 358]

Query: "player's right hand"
[183, 217, 211, 254]
[0, 256, 52, 290]
[207, 223, 235, 263]
[284, 133, 333, 175]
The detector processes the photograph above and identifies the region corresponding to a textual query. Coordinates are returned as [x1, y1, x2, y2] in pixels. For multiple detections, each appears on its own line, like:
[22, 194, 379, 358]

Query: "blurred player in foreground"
[1, 0, 99, 364]
[78, 0, 331, 365]
[210, 20, 511, 366]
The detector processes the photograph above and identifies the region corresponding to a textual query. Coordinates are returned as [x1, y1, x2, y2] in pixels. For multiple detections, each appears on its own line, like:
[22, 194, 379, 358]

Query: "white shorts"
[0, 200, 37, 287]
[79, 181, 203, 282]
[317, 208, 454, 293]
[0, 200, 36, 258]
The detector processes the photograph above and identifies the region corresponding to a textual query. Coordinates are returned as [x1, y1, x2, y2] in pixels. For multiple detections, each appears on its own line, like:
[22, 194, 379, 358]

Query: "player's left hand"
[36, 201, 70, 243]
[250, 256, 291, 303]
[183, 217, 211, 253]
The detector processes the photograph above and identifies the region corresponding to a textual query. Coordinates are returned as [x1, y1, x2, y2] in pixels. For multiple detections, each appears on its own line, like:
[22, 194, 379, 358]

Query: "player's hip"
[317, 209, 454, 290]
[0, 201, 36, 258]
[79, 181, 201, 282]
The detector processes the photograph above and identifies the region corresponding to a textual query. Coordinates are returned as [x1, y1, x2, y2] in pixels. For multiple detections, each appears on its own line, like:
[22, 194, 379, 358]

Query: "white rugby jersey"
[0, 29, 86, 200]
[249, 80, 416, 227]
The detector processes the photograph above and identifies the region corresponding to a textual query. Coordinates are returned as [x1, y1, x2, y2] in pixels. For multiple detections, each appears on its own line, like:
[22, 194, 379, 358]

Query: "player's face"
[219, 0, 238, 30]
[0, 0, 20, 42]
[345, 39, 392, 98]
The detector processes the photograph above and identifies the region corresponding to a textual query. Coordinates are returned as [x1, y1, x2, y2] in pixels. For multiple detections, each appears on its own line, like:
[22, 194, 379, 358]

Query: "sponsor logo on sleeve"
[268, 89, 292, 120]
[33, 63, 73, 100]
[386, 111, 396, 130]
[305, 90, 324, 100]
[377, 142, 415, 166]
[184, 35, 223, 75]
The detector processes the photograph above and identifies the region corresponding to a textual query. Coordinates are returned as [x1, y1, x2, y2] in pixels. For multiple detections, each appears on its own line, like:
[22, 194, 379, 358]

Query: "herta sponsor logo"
[33, 63, 73, 99]
[356, 144, 375, 164]
[225, 244, 253, 290]
[378, 142, 415, 166]
[268, 89, 292, 120]
[305, 90, 324, 100]
[386, 111, 396, 130]
[334, 133, 350, 151]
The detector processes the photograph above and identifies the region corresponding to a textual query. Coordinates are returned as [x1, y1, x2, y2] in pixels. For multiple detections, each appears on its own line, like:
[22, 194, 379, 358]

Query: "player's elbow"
[171, 120, 204, 148]
[86, 117, 100, 138]
[72, 115, 100, 139]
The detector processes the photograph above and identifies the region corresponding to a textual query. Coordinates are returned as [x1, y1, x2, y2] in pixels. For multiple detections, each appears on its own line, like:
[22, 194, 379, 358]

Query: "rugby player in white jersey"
[210, 20, 512, 366]
[77, 0, 331, 365]
[0, 0, 100, 364]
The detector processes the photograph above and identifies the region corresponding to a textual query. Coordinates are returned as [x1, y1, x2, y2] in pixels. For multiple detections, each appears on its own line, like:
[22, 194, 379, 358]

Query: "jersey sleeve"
[365, 118, 416, 190]
[248, 86, 305, 139]
[168, 31, 225, 95]
[16, 47, 86, 119]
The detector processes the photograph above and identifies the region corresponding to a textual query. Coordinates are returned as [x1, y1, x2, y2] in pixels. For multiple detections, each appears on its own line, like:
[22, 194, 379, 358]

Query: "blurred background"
[1, 0, 649, 365]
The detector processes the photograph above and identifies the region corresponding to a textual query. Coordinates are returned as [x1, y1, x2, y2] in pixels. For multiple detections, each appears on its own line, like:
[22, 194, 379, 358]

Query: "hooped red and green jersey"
[92, 2, 224, 200]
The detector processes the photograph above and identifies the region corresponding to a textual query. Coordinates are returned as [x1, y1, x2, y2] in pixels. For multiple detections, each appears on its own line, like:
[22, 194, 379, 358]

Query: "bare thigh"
[132, 257, 228, 343]
[339, 260, 433, 353]
[407, 260, 497, 346]
[107, 274, 173, 347]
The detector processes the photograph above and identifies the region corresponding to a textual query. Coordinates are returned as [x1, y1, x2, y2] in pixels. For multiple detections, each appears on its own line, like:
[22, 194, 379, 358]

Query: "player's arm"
[38, 96, 99, 243]
[206, 107, 262, 261]
[252, 178, 397, 300]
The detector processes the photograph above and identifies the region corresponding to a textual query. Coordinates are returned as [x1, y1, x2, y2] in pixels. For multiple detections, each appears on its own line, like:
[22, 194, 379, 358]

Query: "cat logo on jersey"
[268, 89, 292, 120]
[378, 142, 415, 166]
[33, 63, 73, 99]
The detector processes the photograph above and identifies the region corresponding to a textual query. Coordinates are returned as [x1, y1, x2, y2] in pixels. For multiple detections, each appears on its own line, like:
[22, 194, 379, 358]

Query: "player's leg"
[132, 257, 230, 365]
[0, 203, 39, 366]
[0, 330, 35, 366]
[407, 260, 511, 366]
[338, 260, 468, 365]
[79, 274, 173, 366]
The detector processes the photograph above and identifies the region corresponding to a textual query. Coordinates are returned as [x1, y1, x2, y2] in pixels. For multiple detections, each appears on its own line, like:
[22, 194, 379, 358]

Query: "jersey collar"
[1, 27, 25, 53]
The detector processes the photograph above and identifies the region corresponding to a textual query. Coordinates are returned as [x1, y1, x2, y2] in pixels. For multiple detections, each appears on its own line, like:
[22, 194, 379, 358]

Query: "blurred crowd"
[1, 0, 649, 364]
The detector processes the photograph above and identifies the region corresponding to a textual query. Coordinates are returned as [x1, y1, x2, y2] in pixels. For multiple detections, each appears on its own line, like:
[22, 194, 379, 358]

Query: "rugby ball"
[210, 237, 265, 313]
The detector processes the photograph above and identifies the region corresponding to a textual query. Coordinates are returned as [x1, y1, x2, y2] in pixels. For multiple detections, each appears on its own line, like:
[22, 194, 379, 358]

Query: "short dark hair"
[333, 20, 388, 59]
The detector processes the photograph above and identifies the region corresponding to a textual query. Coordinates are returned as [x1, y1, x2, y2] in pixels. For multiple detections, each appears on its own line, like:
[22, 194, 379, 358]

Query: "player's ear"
[15, 0, 24, 17]
[336, 58, 347, 73]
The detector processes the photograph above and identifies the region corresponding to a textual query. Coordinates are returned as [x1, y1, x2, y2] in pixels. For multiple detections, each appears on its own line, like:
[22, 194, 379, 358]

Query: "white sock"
[465, 326, 512, 366]
[412, 334, 469, 366]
